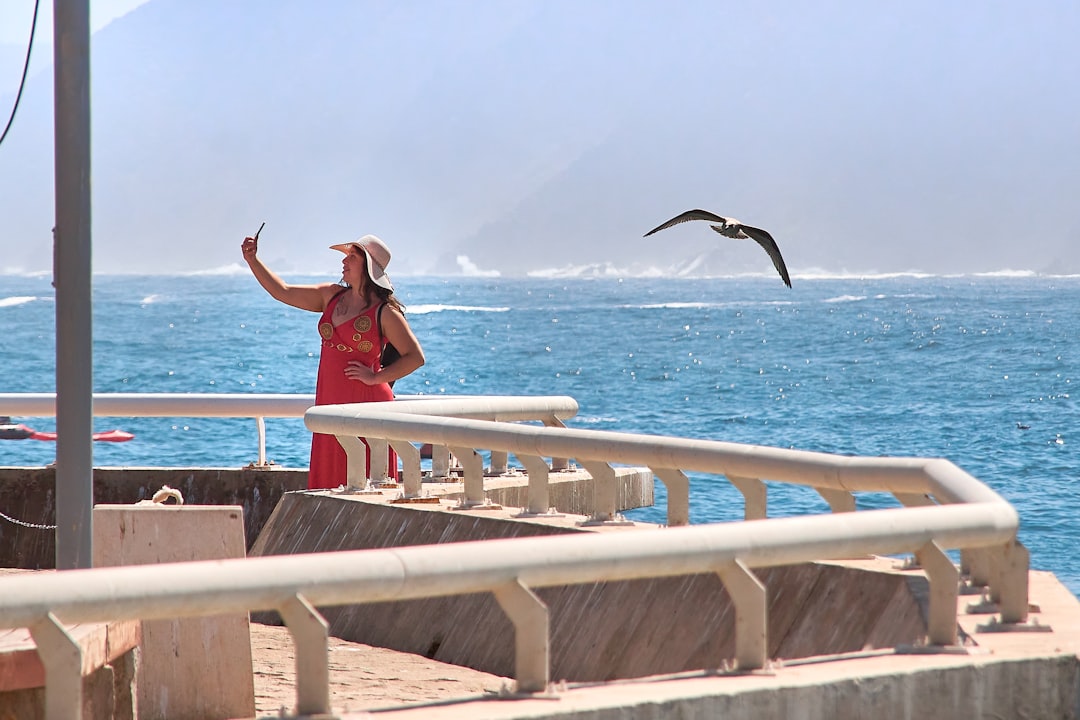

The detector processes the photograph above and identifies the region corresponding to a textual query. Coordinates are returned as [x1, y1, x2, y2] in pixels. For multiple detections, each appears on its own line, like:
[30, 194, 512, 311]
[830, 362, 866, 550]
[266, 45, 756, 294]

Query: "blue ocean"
[1, 272, 1077, 594]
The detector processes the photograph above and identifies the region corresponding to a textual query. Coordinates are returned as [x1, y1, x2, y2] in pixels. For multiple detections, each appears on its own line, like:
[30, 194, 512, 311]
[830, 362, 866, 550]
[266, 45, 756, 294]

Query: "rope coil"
[1, 484, 185, 530]
[139, 485, 185, 505]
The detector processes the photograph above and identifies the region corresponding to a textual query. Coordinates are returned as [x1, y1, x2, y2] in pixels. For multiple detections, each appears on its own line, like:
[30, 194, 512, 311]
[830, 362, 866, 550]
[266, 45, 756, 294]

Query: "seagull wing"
[643, 209, 729, 237]
[738, 224, 792, 288]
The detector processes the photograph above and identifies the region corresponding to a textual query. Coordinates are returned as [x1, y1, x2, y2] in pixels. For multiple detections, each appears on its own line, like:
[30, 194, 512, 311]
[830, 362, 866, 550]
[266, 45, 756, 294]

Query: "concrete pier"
[247, 587, 1080, 720]
[251, 491, 929, 682]
[5, 465, 1079, 719]
[242, 491, 1080, 719]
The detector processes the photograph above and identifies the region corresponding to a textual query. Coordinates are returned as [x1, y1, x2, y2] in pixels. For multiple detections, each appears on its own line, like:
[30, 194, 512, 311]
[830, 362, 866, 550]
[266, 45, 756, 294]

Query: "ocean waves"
[0, 295, 42, 307]
[1, 273, 1078, 594]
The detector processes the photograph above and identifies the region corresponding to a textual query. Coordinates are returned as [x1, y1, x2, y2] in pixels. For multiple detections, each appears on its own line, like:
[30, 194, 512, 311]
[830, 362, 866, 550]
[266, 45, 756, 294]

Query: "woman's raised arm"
[241, 234, 332, 312]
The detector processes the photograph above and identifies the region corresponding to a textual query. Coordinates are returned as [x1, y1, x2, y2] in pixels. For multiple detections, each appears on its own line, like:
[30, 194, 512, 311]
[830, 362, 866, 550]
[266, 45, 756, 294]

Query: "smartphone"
[254, 222, 265, 240]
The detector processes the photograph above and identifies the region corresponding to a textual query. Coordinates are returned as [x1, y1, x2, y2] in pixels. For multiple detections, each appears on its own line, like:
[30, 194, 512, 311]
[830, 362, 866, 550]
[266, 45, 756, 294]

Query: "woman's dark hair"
[340, 266, 405, 314]
[372, 284, 404, 313]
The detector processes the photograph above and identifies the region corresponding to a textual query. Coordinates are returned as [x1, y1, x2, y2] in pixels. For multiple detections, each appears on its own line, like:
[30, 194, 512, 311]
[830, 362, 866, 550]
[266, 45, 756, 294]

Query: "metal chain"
[0, 509, 57, 530]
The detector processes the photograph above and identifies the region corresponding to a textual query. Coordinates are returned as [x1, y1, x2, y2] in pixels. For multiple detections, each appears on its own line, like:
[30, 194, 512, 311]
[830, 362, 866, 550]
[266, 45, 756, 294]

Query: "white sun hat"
[329, 234, 393, 290]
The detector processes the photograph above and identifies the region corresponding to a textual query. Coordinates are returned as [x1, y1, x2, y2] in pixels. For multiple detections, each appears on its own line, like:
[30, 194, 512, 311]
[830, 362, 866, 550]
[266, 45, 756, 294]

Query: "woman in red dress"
[242, 232, 425, 489]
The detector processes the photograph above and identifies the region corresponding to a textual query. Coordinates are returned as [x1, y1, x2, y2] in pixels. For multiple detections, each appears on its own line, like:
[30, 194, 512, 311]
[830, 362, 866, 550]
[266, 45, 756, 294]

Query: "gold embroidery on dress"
[319, 322, 333, 340]
[357, 340, 374, 353]
[354, 316, 372, 333]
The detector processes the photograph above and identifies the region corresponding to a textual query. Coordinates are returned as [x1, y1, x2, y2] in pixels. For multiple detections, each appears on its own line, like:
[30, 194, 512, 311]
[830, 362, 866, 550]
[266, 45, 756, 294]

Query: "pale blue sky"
[1, 1, 1078, 277]
[0, 0, 150, 45]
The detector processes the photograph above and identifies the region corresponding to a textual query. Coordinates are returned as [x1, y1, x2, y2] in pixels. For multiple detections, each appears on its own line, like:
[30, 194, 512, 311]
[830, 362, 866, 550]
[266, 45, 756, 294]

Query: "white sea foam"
[823, 295, 867, 303]
[456, 255, 500, 278]
[575, 415, 620, 425]
[795, 268, 937, 281]
[626, 299, 796, 311]
[180, 263, 252, 277]
[631, 302, 721, 310]
[525, 262, 972, 282]
[675, 253, 710, 277]
[0, 268, 52, 278]
[971, 269, 1039, 279]
[408, 304, 509, 314]
[139, 294, 163, 305]
[0, 295, 39, 307]
[528, 262, 629, 278]
[528, 262, 775, 280]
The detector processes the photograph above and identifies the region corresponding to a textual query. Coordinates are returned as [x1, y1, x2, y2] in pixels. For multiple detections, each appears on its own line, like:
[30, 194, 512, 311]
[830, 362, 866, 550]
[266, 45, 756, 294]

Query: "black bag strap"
[376, 302, 398, 390]
[376, 302, 387, 348]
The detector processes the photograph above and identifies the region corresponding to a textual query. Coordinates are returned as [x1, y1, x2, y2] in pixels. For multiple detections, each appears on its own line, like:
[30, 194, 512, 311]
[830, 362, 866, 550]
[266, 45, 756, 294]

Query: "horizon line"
[2, 269, 1080, 280]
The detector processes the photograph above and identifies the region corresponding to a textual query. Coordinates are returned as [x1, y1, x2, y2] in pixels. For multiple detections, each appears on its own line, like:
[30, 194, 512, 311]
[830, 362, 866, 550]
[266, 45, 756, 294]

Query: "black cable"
[0, 0, 41, 149]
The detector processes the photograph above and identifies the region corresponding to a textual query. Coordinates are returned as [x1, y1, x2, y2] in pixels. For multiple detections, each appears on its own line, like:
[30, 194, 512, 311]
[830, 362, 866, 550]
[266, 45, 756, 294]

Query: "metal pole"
[53, 0, 93, 569]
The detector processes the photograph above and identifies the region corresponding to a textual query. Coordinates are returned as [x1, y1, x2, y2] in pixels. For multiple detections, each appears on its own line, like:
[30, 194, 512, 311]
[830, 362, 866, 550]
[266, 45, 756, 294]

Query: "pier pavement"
[248, 565, 1080, 719]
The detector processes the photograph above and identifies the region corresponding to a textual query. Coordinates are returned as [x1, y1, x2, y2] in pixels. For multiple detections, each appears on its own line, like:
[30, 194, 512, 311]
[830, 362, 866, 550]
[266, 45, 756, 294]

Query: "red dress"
[308, 292, 396, 490]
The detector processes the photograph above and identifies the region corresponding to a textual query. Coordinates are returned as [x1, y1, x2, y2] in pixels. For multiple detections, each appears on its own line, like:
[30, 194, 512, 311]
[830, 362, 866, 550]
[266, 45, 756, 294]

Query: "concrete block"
[0, 619, 140, 720]
[93, 505, 255, 720]
[0, 466, 308, 570]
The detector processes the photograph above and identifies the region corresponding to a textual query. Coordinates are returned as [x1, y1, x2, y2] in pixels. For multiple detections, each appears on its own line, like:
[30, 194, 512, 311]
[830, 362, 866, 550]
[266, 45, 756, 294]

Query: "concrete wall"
[0, 611, 139, 720]
[0, 467, 307, 569]
[0, 466, 652, 570]
[441, 655, 1080, 720]
[0, 655, 137, 720]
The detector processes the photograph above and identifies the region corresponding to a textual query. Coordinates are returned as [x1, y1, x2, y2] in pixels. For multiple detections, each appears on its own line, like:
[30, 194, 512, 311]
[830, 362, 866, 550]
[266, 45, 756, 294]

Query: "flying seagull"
[644, 209, 792, 287]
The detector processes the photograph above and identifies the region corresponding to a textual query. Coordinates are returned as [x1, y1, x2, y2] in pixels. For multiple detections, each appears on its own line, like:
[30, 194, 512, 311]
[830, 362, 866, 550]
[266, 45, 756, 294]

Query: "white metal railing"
[305, 399, 1028, 631]
[0, 392, 316, 466]
[0, 392, 579, 467]
[0, 501, 1020, 719]
[0, 394, 1030, 719]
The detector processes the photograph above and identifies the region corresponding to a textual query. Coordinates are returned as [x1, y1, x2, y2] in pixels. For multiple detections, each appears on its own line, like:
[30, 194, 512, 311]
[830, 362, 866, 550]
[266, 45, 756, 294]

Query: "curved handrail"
[0, 392, 1030, 719]
[304, 399, 1028, 627]
[0, 499, 1023, 716]
[306, 405, 1005, 504]
[0, 503, 1016, 628]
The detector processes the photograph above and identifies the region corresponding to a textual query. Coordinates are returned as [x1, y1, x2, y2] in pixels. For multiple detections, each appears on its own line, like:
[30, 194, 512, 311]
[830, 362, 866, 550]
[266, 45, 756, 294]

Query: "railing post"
[997, 541, 1030, 624]
[543, 416, 570, 470]
[391, 440, 423, 497]
[894, 492, 935, 508]
[431, 444, 452, 478]
[368, 437, 390, 483]
[716, 560, 767, 671]
[278, 594, 330, 716]
[30, 612, 83, 720]
[915, 541, 960, 645]
[728, 476, 767, 520]
[488, 450, 509, 475]
[579, 460, 618, 523]
[255, 416, 267, 466]
[335, 435, 369, 490]
[492, 579, 549, 693]
[549, 456, 570, 471]
[515, 454, 551, 515]
[959, 549, 974, 577]
[816, 487, 855, 513]
[966, 548, 993, 588]
[651, 467, 690, 526]
[450, 447, 486, 507]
